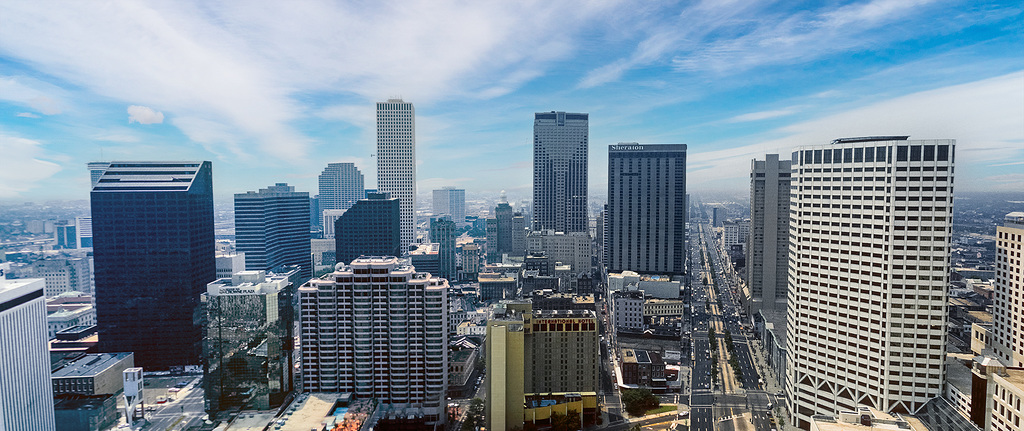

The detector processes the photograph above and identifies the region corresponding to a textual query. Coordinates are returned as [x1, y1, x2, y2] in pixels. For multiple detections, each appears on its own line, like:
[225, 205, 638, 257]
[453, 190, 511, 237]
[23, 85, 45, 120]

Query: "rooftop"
[51, 352, 133, 378]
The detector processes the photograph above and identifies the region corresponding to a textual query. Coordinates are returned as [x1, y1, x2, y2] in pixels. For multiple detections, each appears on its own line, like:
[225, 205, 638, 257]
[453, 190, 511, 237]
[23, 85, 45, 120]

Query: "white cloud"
[726, 109, 797, 123]
[689, 71, 1024, 191]
[16, 112, 40, 118]
[127, 105, 164, 124]
[0, 133, 62, 198]
[0, 76, 65, 115]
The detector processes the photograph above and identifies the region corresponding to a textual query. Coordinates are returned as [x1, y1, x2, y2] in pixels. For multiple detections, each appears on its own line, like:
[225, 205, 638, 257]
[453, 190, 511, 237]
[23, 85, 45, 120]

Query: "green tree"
[550, 410, 582, 431]
[621, 388, 659, 417]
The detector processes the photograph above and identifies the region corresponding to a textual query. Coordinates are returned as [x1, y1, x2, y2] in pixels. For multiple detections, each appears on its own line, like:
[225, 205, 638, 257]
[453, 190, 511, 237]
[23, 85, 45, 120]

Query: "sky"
[1, 0, 1022, 203]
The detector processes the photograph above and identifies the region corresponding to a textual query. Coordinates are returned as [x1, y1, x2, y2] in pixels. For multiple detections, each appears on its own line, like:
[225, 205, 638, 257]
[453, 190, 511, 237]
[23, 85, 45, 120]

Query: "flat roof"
[52, 352, 132, 378]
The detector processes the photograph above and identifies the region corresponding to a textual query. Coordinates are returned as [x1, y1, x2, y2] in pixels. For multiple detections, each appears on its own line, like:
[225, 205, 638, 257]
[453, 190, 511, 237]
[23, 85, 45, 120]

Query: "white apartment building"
[376, 99, 417, 247]
[299, 257, 447, 425]
[0, 278, 56, 431]
[993, 212, 1024, 367]
[786, 137, 954, 428]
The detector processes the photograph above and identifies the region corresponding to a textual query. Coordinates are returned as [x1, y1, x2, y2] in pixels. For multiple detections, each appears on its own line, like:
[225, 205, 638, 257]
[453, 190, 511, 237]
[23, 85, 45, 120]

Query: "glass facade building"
[334, 192, 401, 264]
[234, 183, 311, 280]
[90, 161, 215, 369]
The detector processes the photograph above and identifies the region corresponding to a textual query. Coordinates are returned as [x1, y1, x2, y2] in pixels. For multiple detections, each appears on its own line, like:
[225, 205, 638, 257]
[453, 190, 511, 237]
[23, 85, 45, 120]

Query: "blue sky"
[1, 0, 1022, 202]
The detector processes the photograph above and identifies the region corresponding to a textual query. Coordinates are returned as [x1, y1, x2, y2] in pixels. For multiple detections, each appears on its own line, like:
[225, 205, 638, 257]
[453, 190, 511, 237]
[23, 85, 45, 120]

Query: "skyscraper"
[377, 99, 416, 247]
[91, 161, 215, 369]
[300, 257, 448, 427]
[334, 192, 401, 264]
[0, 278, 56, 431]
[87, 161, 110, 188]
[747, 154, 792, 313]
[318, 163, 364, 212]
[433, 187, 466, 224]
[234, 183, 311, 280]
[993, 212, 1024, 367]
[430, 217, 457, 281]
[606, 143, 687, 275]
[533, 111, 588, 233]
[486, 194, 526, 263]
[785, 137, 954, 428]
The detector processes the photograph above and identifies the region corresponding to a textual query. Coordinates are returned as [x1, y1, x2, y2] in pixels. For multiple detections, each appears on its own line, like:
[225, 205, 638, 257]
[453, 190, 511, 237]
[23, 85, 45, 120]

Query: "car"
[677, 411, 689, 418]
[155, 396, 167, 404]
[175, 381, 190, 388]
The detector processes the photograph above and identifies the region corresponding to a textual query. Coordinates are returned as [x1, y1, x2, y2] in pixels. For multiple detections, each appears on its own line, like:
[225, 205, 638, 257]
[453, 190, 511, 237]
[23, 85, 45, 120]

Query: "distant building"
[533, 111, 588, 233]
[721, 218, 748, 252]
[334, 192, 401, 264]
[55, 220, 77, 249]
[46, 294, 96, 339]
[234, 183, 311, 281]
[51, 352, 134, 396]
[309, 238, 336, 276]
[993, 212, 1024, 367]
[91, 161, 215, 369]
[430, 217, 457, 281]
[607, 270, 681, 299]
[75, 216, 93, 248]
[318, 162, 364, 213]
[409, 243, 441, 276]
[24, 257, 92, 297]
[612, 289, 645, 331]
[748, 154, 792, 314]
[377, 99, 417, 247]
[321, 209, 346, 239]
[526, 230, 591, 276]
[606, 143, 687, 275]
[203, 269, 296, 417]
[300, 257, 447, 427]
[461, 243, 481, 279]
[0, 278, 56, 430]
[215, 253, 245, 279]
[480, 272, 517, 302]
[433, 187, 466, 225]
[787, 138, 954, 427]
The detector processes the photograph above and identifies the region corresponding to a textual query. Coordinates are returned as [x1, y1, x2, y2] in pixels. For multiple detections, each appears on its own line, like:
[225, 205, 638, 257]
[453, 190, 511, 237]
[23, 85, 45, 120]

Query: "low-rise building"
[480, 272, 517, 302]
[54, 394, 118, 431]
[51, 352, 134, 396]
[410, 242, 441, 276]
[643, 298, 686, 316]
[46, 294, 96, 339]
[619, 349, 666, 391]
[810, 406, 928, 430]
[612, 289, 645, 331]
[607, 271, 681, 299]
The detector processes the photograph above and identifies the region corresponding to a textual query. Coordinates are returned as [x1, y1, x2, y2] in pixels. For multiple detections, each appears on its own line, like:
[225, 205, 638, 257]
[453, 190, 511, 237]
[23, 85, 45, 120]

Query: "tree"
[621, 388, 659, 417]
[550, 410, 582, 431]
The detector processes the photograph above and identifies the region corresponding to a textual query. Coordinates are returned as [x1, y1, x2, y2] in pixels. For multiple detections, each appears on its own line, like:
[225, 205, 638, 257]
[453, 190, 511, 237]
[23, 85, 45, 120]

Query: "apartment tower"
[533, 111, 588, 233]
[0, 278, 56, 431]
[606, 143, 687, 275]
[377, 99, 417, 247]
[300, 257, 448, 426]
[748, 154, 792, 313]
[785, 137, 954, 428]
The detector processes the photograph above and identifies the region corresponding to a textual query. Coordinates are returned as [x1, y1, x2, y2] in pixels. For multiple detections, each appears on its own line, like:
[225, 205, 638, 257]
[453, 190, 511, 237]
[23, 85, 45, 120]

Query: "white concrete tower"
[993, 212, 1024, 367]
[376, 99, 417, 247]
[0, 278, 56, 431]
[785, 137, 954, 428]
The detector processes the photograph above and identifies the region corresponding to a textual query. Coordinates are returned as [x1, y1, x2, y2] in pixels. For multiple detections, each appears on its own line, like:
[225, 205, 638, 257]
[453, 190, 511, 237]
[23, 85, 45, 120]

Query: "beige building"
[644, 298, 687, 316]
[989, 368, 1024, 431]
[993, 212, 1024, 368]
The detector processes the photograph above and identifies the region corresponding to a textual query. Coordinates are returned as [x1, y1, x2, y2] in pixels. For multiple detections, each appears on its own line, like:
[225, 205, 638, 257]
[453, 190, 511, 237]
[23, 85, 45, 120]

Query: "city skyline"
[1, 1, 1021, 202]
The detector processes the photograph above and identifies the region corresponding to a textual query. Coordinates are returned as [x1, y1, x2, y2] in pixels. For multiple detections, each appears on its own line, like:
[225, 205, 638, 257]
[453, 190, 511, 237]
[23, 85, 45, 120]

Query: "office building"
[234, 183, 311, 280]
[461, 243, 481, 279]
[91, 161, 215, 369]
[722, 218, 749, 251]
[334, 192, 401, 264]
[487, 195, 527, 263]
[87, 162, 110, 188]
[486, 305, 527, 431]
[376, 99, 417, 247]
[430, 217, 457, 281]
[321, 209, 346, 239]
[55, 220, 77, 249]
[300, 257, 448, 426]
[75, 216, 93, 248]
[309, 195, 320, 232]
[215, 253, 245, 279]
[786, 137, 954, 428]
[533, 111, 588, 233]
[310, 238, 336, 276]
[612, 289, 645, 331]
[409, 243, 441, 276]
[748, 154, 792, 314]
[25, 257, 92, 297]
[203, 269, 296, 416]
[993, 212, 1024, 367]
[318, 162, 364, 212]
[526, 230, 591, 276]
[480, 272, 517, 302]
[0, 278, 56, 431]
[606, 143, 687, 275]
[51, 352, 134, 396]
[433, 187, 466, 224]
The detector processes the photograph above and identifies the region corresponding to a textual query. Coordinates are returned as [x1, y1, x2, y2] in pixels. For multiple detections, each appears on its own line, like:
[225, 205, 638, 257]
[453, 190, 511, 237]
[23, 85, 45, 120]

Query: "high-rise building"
[87, 162, 110, 188]
[606, 143, 687, 275]
[203, 269, 296, 417]
[461, 243, 481, 279]
[993, 212, 1024, 367]
[91, 161, 215, 369]
[487, 195, 526, 263]
[300, 257, 448, 426]
[785, 137, 954, 428]
[0, 278, 57, 431]
[433, 187, 466, 224]
[526, 230, 591, 277]
[533, 111, 588, 233]
[334, 192, 401, 264]
[55, 220, 77, 249]
[748, 154, 792, 314]
[75, 216, 93, 248]
[321, 209, 346, 239]
[430, 217, 457, 281]
[376, 99, 417, 247]
[234, 183, 311, 280]
[25, 257, 92, 297]
[309, 195, 320, 233]
[318, 163, 364, 212]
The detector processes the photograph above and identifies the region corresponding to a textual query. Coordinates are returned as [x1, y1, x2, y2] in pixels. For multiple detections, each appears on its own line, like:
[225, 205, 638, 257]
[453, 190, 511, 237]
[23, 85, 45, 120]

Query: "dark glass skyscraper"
[533, 111, 588, 233]
[429, 217, 457, 281]
[234, 183, 311, 280]
[334, 192, 401, 264]
[606, 144, 687, 275]
[90, 161, 215, 369]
